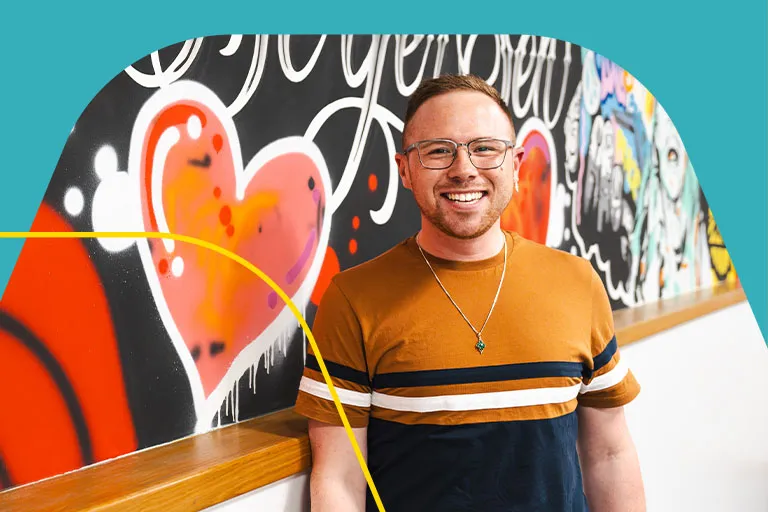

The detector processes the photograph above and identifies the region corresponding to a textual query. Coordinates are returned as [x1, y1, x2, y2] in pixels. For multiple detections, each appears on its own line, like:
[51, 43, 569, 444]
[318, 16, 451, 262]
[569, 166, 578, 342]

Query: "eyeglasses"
[402, 138, 516, 170]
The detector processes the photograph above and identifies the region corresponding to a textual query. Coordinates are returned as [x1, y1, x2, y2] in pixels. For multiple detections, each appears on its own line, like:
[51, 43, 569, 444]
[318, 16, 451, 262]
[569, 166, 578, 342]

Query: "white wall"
[203, 471, 309, 512]
[206, 302, 768, 512]
[621, 302, 768, 512]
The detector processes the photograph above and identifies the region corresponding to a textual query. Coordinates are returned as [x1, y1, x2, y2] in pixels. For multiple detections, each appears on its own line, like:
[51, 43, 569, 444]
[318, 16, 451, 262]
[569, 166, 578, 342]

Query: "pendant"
[475, 336, 486, 354]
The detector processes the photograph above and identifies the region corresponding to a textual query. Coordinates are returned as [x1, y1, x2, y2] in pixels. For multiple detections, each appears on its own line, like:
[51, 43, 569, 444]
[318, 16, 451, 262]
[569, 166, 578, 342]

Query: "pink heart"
[127, 81, 332, 430]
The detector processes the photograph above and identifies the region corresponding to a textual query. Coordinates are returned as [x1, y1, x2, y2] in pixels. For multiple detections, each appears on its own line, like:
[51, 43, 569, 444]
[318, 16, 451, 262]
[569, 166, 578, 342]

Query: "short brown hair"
[402, 74, 515, 145]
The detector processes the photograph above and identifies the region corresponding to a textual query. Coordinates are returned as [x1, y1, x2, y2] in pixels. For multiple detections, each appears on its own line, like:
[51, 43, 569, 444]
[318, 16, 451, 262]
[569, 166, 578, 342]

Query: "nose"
[446, 147, 478, 181]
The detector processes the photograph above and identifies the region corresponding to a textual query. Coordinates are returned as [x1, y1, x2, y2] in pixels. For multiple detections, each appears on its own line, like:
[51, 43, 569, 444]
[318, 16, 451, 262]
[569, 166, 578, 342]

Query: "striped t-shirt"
[294, 230, 640, 511]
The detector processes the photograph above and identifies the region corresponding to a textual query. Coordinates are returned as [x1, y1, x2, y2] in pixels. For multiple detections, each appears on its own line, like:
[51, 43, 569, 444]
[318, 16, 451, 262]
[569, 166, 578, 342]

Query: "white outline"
[219, 35, 243, 57]
[278, 35, 327, 83]
[564, 79, 634, 305]
[304, 96, 404, 225]
[124, 38, 204, 89]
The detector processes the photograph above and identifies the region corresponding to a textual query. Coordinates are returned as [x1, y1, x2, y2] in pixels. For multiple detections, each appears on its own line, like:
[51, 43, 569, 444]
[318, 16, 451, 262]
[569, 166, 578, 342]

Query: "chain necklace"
[416, 234, 507, 355]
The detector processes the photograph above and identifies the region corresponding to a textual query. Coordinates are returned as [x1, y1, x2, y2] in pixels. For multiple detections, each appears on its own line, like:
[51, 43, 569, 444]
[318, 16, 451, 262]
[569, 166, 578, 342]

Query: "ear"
[395, 151, 412, 190]
[511, 146, 525, 170]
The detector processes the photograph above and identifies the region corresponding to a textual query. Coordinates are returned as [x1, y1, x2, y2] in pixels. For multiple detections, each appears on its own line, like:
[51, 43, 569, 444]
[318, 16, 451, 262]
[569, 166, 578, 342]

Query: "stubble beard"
[418, 190, 512, 240]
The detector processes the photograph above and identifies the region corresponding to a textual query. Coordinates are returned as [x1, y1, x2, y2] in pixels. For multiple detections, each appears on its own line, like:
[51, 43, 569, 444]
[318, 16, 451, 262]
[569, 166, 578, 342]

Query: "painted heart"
[127, 81, 332, 431]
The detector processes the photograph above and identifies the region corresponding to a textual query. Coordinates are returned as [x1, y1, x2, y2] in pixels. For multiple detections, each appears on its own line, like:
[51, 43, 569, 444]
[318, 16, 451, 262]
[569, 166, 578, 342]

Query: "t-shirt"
[294, 230, 640, 511]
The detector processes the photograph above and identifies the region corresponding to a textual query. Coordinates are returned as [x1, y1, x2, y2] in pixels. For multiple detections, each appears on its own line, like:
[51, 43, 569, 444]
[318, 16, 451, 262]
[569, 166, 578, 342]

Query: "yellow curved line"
[0, 230, 386, 512]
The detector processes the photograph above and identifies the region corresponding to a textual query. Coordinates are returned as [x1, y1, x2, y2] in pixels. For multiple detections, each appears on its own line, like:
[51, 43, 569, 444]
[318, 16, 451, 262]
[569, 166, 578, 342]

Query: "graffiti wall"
[0, 34, 736, 491]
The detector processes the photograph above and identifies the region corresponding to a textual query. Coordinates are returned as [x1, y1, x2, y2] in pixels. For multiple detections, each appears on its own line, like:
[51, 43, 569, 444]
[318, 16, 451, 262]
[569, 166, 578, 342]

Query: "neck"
[416, 220, 506, 261]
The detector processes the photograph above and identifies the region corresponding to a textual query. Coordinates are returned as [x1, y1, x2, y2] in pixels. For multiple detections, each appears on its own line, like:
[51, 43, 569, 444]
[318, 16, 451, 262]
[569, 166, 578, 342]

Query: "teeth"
[446, 192, 483, 202]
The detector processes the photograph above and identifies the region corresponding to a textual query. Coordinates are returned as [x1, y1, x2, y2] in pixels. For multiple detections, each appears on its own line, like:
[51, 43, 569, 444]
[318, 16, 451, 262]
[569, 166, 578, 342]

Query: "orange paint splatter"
[143, 104, 208, 233]
[500, 144, 551, 244]
[158, 259, 169, 274]
[352, 216, 360, 230]
[212, 134, 223, 153]
[349, 239, 358, 255]
[219, 205, 232, 226]
[310, 247, 341, 305]
[368, 174, 378, 192]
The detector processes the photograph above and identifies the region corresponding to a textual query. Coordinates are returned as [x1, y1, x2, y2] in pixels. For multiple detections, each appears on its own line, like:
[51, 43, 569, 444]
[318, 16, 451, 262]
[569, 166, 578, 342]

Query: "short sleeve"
[578, 267, 641, 408]
[294, 278, 372, 427]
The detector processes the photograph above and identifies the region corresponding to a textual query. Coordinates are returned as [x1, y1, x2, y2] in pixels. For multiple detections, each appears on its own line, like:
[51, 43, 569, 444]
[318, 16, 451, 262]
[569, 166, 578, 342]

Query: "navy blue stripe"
[366, 414, 587, 511]
[593, 335, 618, 372]
[372, 361, 584, 389]
[306, 354, 370, 387]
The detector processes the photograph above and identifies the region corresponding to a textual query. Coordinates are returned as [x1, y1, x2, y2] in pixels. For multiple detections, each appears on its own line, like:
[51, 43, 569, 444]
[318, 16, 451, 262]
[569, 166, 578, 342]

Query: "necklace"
[415, 234, 507, 355]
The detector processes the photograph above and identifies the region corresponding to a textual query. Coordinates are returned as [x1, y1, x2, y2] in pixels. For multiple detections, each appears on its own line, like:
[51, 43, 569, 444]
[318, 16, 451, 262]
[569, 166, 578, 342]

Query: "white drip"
[234, 381, 240, 423]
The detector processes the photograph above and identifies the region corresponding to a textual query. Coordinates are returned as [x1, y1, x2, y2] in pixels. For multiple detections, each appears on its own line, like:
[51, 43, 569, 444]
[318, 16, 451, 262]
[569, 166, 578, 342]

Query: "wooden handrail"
[0, 281, 747, 511]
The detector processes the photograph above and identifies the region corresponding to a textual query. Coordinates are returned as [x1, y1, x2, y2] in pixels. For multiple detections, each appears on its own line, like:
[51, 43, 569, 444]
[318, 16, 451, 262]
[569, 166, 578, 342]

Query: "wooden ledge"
[0, 282, 747, 511]
[0, 409, 311, 512]
[614, 280, 745, 346]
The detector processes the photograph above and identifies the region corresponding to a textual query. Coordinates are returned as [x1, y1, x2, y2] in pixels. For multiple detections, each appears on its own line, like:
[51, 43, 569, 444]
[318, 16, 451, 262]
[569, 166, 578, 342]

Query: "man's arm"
[577, 405, 645, 512]
[308, 420, 369, 511]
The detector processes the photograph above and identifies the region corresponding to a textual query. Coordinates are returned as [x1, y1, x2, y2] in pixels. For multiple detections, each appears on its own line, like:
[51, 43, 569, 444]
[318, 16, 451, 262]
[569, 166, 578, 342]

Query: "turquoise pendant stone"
[475, 338, 486, 354]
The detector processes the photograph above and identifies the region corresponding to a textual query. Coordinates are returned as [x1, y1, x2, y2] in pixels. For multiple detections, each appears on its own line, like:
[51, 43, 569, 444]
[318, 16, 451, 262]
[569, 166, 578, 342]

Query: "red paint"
[226, 225, 235, 237]
[0, 330, 84, 486]
[0, 202, 137, 487]
[213, 186, 221, 199]
[500, 141, 551, 244]
[368, 174, 378, 192]
[158, 259, 169, 275]
[212, 134, 223, 153]
[219, 205, 232, 226]
[352, 216, 360, 230]
[310, 247, 340, 306]
[349, 239, 358, 255]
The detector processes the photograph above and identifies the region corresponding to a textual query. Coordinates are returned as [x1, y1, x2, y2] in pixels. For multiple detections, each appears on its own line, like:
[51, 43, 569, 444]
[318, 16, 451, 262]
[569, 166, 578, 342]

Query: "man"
[294, 74, 645, 511]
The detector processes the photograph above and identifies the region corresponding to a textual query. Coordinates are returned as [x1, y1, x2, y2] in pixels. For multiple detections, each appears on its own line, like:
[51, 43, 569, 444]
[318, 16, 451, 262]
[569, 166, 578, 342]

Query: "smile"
[441, 191, 487, 203]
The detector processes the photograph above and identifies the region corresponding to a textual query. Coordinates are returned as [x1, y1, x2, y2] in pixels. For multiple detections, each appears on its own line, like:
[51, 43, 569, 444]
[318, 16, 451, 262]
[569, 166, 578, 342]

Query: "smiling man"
[294, 74, 645, 512]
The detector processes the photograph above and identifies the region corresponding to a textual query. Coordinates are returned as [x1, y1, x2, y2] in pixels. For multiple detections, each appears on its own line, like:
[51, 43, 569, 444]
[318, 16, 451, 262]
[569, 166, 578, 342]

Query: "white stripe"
[580, 359, 629, 394]
[299, 376, 372, 408]
[371, 384, 582, 413]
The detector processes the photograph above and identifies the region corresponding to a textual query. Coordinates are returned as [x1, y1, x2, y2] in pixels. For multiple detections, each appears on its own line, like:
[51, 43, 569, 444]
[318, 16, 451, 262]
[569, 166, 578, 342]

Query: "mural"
[0, 34, 736, 491]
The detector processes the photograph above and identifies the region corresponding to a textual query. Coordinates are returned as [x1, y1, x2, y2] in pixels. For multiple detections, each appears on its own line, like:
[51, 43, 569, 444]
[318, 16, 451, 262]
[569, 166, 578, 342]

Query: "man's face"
[395, 90, 523, 240]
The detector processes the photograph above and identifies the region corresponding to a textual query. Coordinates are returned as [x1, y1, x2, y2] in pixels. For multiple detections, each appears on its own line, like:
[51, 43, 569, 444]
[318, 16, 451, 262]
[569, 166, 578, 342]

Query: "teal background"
[1, 0, 766, 342]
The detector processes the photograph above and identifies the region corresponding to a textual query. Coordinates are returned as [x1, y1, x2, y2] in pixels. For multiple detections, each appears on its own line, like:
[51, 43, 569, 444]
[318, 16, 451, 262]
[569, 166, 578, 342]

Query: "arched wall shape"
[0, 34, 737, 491]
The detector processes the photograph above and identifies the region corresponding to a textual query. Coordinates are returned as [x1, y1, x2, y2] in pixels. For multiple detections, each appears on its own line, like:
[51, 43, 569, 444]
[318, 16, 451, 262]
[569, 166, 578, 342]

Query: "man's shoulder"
[509, 231, 594, 283]
[330, 236, 416, 294]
